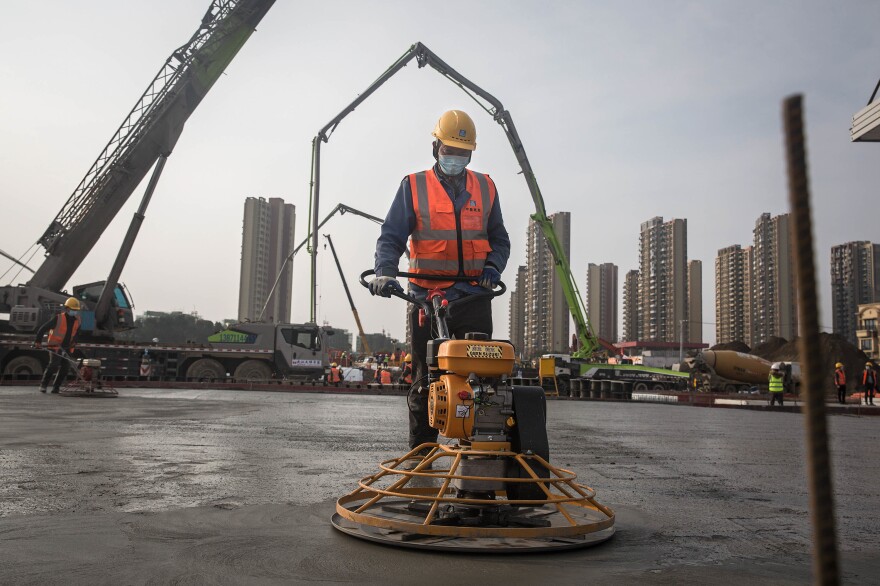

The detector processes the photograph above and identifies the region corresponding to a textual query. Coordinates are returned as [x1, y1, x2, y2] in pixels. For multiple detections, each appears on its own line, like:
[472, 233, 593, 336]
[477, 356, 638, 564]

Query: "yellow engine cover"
[427, 374, 473, 439]
[436, 340, 514, 377]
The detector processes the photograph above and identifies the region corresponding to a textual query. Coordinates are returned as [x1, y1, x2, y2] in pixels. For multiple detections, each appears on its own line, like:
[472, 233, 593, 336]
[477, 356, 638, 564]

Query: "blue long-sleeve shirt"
[374, 164, 511, 300]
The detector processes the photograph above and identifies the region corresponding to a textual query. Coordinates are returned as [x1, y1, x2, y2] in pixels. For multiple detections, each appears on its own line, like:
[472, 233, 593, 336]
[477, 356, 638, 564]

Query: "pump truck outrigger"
[331, 271, 614, 552]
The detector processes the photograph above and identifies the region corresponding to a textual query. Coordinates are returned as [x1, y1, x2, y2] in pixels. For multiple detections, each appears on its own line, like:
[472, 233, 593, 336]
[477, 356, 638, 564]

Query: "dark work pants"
[408, 295, 493, 449]
[770, 392, 784, 407]
[40, 349, 71, 391]
[866, 384, 876, 405]
[837, 385, 846, 404]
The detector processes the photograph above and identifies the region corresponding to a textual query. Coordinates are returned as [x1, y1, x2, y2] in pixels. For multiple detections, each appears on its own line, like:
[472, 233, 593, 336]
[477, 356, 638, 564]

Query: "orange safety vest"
[379, 369, 392, 385]
[863, 369, 877, 387]
[47, 312, 80, 350]
[408, 168, 497, 289]
[402, 364, 413, 384]
[834, 368, 846, 386]
[329, 367, 341, 383]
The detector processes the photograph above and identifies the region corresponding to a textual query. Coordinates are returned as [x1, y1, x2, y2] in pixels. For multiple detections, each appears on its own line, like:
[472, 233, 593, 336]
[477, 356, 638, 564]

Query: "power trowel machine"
[331, 271, 614, 552]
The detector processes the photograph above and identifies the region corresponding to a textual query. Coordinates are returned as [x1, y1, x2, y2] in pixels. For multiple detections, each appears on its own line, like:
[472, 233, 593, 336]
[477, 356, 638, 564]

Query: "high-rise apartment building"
[714, 213, 797, 346]
[637, 217, 689, 342]
[508, 265, 528, 359]
[831, 241, 880, 344]
[238, 197, 296, 323]
[687, 260, 702, 343]
[715, 245, 746, 344]
[742, 246, 754, 345]
[622, 269, 640, 341]
[586, 263, 618, 342]
[523, 212, 571, 358]
[751, 212, 797, 344]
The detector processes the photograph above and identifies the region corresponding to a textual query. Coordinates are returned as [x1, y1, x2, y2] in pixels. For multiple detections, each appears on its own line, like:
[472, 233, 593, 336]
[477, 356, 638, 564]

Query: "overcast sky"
[2, 0, 878, 347]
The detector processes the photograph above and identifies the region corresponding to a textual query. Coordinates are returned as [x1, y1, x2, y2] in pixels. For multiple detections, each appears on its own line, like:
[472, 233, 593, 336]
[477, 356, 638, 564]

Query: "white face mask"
[438, 154, 469, 176]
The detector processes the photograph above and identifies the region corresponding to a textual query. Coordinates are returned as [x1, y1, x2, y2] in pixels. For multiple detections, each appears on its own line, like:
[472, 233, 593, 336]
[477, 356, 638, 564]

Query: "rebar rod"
[783, 94, 839, 586]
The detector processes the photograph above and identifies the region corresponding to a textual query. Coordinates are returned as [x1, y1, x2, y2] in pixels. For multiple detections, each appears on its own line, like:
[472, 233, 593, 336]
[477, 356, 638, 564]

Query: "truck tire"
[633, 382, 648, 392]
[3, 356, 44, 379]
[186, 358, 226, 382]
[233, 360, 272, 382]
[652, 383, 665, 391]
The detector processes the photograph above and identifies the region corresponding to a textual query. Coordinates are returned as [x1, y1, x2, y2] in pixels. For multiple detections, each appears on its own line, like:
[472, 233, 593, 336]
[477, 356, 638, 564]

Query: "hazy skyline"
[2, 0, 879, 346]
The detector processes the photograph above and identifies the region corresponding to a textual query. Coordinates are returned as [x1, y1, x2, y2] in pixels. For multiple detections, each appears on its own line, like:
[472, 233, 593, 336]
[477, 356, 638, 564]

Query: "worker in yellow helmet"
[399, 353, 413, 386]
[371, 109, 511, 450]
[328, 362, 342, 386]
[833, 362, 846, 404]
[863, 362, 877, 406]
[33, 297, 82, 394]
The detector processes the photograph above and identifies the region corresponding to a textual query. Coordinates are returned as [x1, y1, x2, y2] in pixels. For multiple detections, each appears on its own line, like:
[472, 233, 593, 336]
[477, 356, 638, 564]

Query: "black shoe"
[50, 388, 60, 394]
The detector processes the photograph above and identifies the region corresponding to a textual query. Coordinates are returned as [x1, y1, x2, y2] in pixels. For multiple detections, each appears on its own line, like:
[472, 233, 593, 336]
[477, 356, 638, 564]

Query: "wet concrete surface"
[1, 386, 878, 584]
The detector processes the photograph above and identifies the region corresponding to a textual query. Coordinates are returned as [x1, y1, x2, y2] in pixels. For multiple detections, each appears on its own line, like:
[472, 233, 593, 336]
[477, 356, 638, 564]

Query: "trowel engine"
[426, 331, 549, 501]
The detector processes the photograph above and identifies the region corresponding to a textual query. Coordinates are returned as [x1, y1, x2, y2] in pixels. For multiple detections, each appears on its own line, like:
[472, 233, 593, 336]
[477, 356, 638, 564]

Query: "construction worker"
[768, 363, 785, 407]
[834, 362, 847, 404]
[399, 353, 413, 385]
[379, 366, 393, 387]
[33, 297, 81, 394]
[328, 362, 342, 386]
[862, 362, 877, 406]
[370, 109, 511, 451]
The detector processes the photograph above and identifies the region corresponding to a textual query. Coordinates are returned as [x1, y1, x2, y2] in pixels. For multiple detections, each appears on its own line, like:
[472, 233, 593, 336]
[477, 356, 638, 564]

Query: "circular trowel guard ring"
[332, 443, 615, 552]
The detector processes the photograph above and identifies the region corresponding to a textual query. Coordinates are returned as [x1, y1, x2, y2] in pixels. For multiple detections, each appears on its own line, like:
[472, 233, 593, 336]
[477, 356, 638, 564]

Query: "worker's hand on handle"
[479, 266, 501, 290]
[369, 276, 404, 298]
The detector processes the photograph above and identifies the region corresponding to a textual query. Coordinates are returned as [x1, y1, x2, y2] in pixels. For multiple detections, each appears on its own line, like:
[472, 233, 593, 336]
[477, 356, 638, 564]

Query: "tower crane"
[0, 0, 275, 337]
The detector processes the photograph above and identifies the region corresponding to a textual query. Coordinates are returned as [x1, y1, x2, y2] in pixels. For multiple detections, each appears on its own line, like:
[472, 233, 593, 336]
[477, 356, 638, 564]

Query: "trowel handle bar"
[358, 270, 506, 307]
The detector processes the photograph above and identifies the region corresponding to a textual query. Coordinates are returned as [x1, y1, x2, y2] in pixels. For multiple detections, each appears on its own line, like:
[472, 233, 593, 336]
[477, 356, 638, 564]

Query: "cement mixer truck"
[688, 350, 801, 394]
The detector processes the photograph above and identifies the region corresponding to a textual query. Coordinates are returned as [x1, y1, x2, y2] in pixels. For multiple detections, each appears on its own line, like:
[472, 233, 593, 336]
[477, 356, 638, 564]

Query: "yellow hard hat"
[331, 362, 338, 367]
[835, 362, 844, 369]
[867, 362, 874, 368]
[404, 353, 412, 362]
[64, 297, 81, 310]
[432, 110, 476, 151]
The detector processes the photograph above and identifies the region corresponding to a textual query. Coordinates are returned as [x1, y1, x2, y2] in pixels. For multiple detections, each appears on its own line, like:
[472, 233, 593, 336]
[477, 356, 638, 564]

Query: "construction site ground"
[1, 387, 878, 584]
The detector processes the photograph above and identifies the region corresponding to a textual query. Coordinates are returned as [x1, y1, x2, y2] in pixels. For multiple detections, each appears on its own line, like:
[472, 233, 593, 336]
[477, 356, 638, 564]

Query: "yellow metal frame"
[335, 443, 614, 540]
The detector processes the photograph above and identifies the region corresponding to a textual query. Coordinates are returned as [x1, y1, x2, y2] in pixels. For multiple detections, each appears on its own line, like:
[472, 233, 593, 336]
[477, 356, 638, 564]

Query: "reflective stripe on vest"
[380, 370, 392, 384]
[769, 374, 784, 393]
[408, 168, 496, 289]
[47, 313, 79, 349]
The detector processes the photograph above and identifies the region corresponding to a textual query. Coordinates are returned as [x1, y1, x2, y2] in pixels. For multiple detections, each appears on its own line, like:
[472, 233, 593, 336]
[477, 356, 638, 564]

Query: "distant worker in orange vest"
[370, 109, 511, 451]
[328, 362, 342, 386]
[399, 353, 413, 385]
[378, 366, 392, 387]
[33, 297, 82, 394]
[834, 362, 847, 404]
[862, 362, 877, 406]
